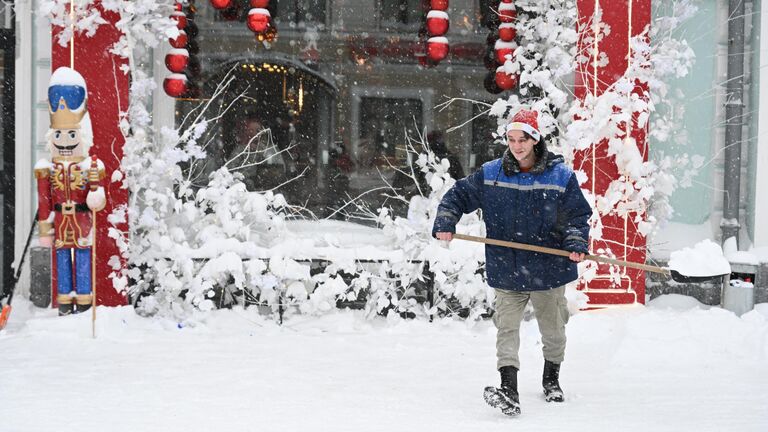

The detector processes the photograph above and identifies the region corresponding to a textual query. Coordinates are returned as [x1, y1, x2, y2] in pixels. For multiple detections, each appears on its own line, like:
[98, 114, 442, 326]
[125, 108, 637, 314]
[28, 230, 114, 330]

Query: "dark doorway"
[0, 5, 15, 300]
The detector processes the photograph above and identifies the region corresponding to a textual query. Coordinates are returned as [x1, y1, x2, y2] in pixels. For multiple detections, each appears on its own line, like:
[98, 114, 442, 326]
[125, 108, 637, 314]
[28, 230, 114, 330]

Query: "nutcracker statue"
[35, 67, 106, 316]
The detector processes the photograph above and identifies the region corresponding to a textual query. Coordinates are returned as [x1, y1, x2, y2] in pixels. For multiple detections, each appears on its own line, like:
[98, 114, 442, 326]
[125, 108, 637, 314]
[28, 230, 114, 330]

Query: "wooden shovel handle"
[452, 233, 670, 276]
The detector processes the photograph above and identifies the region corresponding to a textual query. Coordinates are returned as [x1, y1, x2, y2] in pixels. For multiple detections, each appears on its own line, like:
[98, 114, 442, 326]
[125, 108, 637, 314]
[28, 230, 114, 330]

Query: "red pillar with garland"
[574, 0, 651, 306]
[51, 3, 129, 307]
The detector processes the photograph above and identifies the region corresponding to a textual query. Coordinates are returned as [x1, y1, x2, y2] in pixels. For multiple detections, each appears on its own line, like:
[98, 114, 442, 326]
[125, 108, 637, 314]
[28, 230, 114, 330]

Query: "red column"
[51, 3, 129, 307]
[574, 0, 651, 306]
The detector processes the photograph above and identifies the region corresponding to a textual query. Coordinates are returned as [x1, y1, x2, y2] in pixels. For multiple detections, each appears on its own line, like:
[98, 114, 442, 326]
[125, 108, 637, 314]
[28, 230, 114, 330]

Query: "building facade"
[5, 0, 768, 307]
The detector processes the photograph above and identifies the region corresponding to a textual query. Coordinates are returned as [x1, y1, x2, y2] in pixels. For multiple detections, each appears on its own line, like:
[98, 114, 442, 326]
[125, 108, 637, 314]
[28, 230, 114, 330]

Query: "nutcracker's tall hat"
[48, 67, 88, 129]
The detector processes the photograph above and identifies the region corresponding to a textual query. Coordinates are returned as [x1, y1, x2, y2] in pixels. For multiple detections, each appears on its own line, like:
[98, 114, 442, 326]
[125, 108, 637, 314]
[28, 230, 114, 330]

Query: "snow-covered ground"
[2, 295, 767, 432]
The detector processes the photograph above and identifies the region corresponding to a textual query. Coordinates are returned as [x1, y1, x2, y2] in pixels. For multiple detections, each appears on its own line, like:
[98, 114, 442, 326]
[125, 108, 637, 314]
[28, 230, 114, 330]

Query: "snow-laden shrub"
[371, 139, 491, 320]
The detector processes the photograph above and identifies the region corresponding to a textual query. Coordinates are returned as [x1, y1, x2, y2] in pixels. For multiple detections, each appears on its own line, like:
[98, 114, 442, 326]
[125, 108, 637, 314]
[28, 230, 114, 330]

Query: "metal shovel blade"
[667, 270, 727, 284]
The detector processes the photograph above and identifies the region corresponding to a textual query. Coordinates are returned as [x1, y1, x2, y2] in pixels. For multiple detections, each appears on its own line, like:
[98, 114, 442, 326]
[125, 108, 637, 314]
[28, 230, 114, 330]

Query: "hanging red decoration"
[174, 2, 183, 12]
[250, 0, 269, 7]
[498, 23, 516, 42]
[247, 8, 271, 33]
[169, 30, 188, 49]
[171, 11, 187, 29]
[430, 0, 448, 11]
[427, 37, 449, 62]
[499, 3, 516, 23]
[165, 48, 189, 73]
[426, 10, 449, 36]
[495, 66, 518, 90]
[495, 40, 516, 64]
[209, 0, 232, 9]
[163, 74, 188, 97]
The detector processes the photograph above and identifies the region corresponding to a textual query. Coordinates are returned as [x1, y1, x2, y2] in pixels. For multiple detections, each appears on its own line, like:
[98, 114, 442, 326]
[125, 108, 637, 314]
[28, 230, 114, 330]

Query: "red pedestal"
[51, 3, 129, 307]
[575, 0, 651, 307]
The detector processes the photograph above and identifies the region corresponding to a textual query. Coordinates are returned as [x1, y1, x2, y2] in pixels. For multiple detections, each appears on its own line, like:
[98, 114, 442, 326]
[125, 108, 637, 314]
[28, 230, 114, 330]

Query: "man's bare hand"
[568, 252, 585, 262]
[435, 232, 453, 241]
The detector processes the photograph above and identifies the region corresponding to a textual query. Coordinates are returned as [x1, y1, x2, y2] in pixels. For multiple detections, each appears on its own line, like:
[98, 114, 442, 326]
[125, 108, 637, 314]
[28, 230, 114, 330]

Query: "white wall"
[14, 0, 51, 286]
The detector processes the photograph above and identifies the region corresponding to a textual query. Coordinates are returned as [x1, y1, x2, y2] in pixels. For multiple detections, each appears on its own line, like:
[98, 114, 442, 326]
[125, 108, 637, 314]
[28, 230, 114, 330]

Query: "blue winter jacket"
[432, 149, 592, 291]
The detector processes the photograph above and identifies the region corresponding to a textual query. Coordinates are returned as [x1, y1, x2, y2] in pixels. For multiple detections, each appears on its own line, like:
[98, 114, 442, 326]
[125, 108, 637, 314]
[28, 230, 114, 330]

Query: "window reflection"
[357, 97, 422, 173]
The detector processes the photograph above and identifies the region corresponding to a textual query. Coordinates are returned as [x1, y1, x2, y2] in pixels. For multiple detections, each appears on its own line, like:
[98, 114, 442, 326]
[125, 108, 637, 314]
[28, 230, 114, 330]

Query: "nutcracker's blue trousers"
[56, 248, 92, 295]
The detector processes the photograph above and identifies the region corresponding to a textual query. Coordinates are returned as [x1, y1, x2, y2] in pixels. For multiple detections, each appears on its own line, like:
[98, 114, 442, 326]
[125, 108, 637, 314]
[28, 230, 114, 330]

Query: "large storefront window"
[181, 1, 494, 220]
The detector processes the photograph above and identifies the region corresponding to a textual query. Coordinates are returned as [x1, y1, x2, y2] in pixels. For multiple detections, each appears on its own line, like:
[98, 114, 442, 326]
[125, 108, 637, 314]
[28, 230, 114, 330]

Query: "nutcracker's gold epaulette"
[34, 167, 50, 179]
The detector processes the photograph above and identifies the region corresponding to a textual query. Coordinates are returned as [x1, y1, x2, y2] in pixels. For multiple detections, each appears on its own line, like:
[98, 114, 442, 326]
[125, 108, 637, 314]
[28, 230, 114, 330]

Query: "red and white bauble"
[247, 8, 271, 33]
[163, 74, 188, 97]
[495, 66, 518, 90]
[169, 30, 188, 49]
[499, 23, 517, 42]
[499, 2, 516, 23]
[430, 0, 448, 11]
[427, 37, 449, 62]
[165, 48, 189, 73]
[495, 40, 517, 64]
[171, 11, 187, 30]
[426, 10, 449, 36]
[250, 0, 269, 7]
[210, 0, 232, 9]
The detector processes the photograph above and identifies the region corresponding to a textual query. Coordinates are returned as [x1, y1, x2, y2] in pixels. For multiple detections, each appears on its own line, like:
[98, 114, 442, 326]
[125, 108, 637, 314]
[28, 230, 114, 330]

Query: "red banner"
[51, 3, 129, 307]
[575, 0, 651, 306]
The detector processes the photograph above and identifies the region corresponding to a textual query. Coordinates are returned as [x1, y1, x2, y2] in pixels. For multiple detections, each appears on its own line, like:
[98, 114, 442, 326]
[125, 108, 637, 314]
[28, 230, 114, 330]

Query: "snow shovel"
[451, 233, 727, 283]
[0, 213, 38, 331]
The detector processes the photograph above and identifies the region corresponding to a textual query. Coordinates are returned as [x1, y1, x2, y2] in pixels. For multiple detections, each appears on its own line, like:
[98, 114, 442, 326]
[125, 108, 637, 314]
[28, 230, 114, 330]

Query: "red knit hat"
[505, 109, 541, 142]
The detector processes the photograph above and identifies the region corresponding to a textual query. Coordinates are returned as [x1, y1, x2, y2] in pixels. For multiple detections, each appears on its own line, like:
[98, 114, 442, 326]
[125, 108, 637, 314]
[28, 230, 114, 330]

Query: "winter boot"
[58, 303, 74, 316]
[543, 360, 564, 402]
[483, 365, 521, 416]
[75, 294, 92, 314]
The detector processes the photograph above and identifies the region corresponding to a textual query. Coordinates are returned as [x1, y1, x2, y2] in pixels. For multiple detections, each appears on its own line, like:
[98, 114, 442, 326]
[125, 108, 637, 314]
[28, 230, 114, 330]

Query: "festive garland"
[419, 0, 450, 66]
[210, 0, 276, 43]
[482, 0, 519, 93]
[164, 1, 202, 98]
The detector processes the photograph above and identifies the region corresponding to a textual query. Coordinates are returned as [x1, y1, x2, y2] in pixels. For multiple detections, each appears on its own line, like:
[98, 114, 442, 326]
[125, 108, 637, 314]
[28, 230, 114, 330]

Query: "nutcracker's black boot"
[58, 303, 74, 316]
[543, 360, 564, 402]
[75, 303, 91, 313]
[483, 365, 521, 416]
